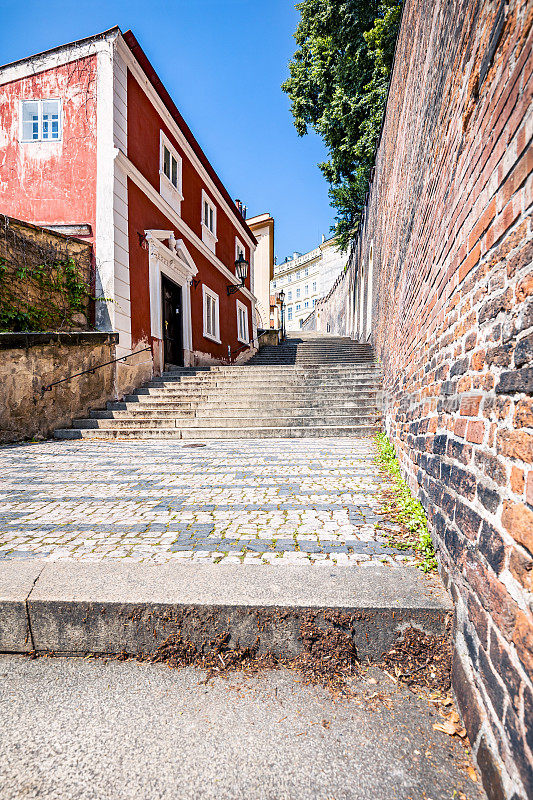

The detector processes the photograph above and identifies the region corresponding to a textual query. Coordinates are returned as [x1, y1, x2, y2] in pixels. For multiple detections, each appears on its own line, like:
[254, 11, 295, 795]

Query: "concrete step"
[2, 560, 451, 660]
[55, 424, 381, 439]
[102, 400, 379, 414]
[75, 413, 380, 429]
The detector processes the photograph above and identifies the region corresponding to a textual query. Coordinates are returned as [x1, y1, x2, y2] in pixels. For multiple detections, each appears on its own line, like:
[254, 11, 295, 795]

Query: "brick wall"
[305, 0, 532, 796]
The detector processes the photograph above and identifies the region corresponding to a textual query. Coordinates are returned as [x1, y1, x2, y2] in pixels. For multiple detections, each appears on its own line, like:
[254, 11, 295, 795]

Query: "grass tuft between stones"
[373, 432, 437, 573]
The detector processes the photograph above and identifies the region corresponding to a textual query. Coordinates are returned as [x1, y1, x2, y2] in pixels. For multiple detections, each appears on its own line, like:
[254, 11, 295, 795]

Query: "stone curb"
[0, 561, 452, 659]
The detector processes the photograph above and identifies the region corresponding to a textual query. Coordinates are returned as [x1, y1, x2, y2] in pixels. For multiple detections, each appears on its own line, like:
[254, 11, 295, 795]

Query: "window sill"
[237, 336, 249, 346]
[203, 331, 221, 345]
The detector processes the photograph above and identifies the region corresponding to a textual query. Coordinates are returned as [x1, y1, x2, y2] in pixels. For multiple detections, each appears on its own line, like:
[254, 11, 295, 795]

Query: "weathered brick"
[476, 736, 506, 800]
[514, 331, 533, 367]
[527, 471, 533, 506]
[477, 482, 501, 513]
[503, 706, 533, 798]
[509, 547, 533, 592]
[451, 654, 482, 743]
[455, 500, 483, 540]
[512, 609, 533, 675]
[466, 420, 485, 443]
[478, 645, 505, 719]
[474, 451, 507, 485]
[502, 501, 533, 554]
[513, 398, 533, 429]
[489, 632, 522, 709]
[478, 288, 513, 324]
[497, 429, 533, 463]
[454, 418, 468, 437]
[479, 520, 506, 573]
[486, 342, 515, 367]
[516, 273, 533, 302]
[450, 356, 470, 378]
[510, 465, 525, 493]
[466, 561, 517, 640]
[496, 366, 533, 395]
[447, 438, 473, 464]
[460, 394, 482, 416]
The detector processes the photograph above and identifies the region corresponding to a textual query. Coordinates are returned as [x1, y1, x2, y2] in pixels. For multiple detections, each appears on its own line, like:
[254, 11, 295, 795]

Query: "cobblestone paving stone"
[0, 438, 415, 566]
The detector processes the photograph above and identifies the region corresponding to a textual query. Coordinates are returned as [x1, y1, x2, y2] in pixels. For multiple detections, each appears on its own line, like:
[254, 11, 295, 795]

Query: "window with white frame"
[304, 300, 309, 309]
[287, 291, 292, 301]
[287, 306, 293, 321]
[21, 99, 61, 141]
[201, 190, 217, 252]
[305, 284, 309, 296]
[235, 237, 245, 265]
[304, 267, 309, 276]
[202, 285, 220, 342]
[272, 281, 277, 289]
[296, 287, 300, 298]
[236, 299, 249, 344]
[159, 131, 182, 211]
[312, 281, 317, 292]
[296, 303, 301, 312]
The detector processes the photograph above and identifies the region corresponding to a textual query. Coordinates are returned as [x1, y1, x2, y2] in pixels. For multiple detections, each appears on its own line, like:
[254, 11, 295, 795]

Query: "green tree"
[282, 0, 403, 250]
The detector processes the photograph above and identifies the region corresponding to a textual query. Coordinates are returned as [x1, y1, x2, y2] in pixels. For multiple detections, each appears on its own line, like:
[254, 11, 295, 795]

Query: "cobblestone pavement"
[0, 438, 414, 566]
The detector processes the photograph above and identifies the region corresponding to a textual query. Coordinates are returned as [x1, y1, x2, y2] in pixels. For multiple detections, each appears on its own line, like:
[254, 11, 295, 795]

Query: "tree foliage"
[282, 0, 403, 250]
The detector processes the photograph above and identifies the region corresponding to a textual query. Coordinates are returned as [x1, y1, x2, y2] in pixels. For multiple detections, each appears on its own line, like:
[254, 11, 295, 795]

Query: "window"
[272, 281, 277, 289]
[203, 286, 220, 342]
[313, 298, 316, 307]
[201, 190, 217, 252]
[296, 271, 301, 280]
[304, 300, 309, 309]
[236, 300, 249, 344]
[287, 275, 291, 284]
[287, 291, 292, 302]
[159, 131, 182, 211]
[312, 281, 317, 292]
[287, 306, 293, 321]
[304, 267, 309, 276]
[305, 284, 309, 296]
[235, 237, 246, 264]
[296, 303, 301, 312]
[296, 288, 300, 299]
[21, 99, 61, 141]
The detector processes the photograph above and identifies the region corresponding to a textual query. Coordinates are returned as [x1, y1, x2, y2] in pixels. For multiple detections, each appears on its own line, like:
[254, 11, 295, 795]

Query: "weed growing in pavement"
[373, 432, 437, 572]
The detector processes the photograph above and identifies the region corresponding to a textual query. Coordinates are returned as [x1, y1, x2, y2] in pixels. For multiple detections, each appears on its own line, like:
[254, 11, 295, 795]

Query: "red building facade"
[0, 27, 257, 381]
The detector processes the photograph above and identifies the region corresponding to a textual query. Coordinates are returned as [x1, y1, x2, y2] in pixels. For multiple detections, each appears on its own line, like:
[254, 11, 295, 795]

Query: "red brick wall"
[307, 1, 532, 796]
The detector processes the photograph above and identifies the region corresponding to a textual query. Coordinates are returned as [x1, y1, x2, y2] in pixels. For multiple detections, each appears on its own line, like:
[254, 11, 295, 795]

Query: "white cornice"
[116, 149, 256, 304]
[114, 34, 256, 252]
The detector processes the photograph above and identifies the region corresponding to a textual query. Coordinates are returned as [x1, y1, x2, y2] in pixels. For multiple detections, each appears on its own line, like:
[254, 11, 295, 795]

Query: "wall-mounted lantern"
[227, 253, 249, 295]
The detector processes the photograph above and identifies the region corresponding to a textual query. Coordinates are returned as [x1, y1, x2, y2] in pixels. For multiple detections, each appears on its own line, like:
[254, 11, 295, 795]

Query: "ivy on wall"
[0, 216, 94, 333]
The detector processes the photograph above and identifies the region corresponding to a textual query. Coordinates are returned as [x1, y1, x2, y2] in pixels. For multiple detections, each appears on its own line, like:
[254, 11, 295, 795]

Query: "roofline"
[0, 26, 120, 73]
[122, 29, 257, 246]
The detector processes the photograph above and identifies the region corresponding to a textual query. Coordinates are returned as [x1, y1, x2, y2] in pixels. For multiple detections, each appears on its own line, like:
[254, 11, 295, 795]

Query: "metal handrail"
[228, 328, 278, 362]
[40, 346, 152, 394]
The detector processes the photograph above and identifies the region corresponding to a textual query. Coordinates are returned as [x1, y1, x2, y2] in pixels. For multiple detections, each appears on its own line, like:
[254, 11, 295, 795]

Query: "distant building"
[247, 212, 274, 330]
[271, 237, 346, 330]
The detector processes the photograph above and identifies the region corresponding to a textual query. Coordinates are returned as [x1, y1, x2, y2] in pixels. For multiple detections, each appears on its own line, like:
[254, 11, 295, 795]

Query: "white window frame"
[159, 131, 183, 212]
[296, 287, 301, 298]
[287, 306, 293, 321]
[202, 285, 221, 343]
[287, 291, 292, 302]
[235, 236, 245, 264]
[201, 189, 217, 253]
[236, 299, 249, 344]
[20, 98, 62, 142]
[296, 303, 301, 312]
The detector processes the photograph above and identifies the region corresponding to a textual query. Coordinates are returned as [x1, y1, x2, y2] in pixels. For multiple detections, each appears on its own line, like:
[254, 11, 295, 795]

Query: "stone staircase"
[54, 334, 382, 440]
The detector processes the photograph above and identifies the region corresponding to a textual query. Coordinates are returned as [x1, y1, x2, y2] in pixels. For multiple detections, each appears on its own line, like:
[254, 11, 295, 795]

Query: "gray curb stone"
[1, 561, 452, 658]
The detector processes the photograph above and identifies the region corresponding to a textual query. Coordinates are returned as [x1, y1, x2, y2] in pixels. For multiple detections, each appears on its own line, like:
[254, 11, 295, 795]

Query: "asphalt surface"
[0, 656, 485, 800]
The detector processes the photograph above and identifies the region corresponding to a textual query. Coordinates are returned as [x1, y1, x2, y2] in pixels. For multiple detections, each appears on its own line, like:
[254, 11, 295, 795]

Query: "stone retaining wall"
[303, 1, 532, 796]
[0, 332, 119, 443]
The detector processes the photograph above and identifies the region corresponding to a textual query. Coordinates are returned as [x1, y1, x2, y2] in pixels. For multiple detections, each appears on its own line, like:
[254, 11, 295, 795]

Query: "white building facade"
[271, 237, 346, 331]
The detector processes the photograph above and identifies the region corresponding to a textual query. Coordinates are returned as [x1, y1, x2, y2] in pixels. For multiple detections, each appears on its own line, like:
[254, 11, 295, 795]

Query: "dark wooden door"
[162, 276, 183, 368]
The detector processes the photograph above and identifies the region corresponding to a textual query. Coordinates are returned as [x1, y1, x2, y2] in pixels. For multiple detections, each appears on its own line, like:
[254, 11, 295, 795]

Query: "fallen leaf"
[467, 766, 478, 782]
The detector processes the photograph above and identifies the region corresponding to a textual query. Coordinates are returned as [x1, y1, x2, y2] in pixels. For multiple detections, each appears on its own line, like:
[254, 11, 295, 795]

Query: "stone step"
[126, 391, 381, 403]
[74, 412, 379, 429]
[103, 399, 379, 414]
[3, 561, 452, 660]
[55, 424, 381, 440]
[161, 366, 381, 377]
[147, 379, 382, 390]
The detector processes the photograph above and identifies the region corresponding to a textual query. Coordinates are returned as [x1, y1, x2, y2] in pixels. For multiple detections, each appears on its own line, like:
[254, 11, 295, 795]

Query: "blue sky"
[1, 0, 334, 261]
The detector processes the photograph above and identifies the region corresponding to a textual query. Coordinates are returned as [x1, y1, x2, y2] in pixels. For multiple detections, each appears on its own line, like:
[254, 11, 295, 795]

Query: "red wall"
[0, 55, 97, 240]
[126, 71, 253, 358]
[128, 179, 251, 359]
